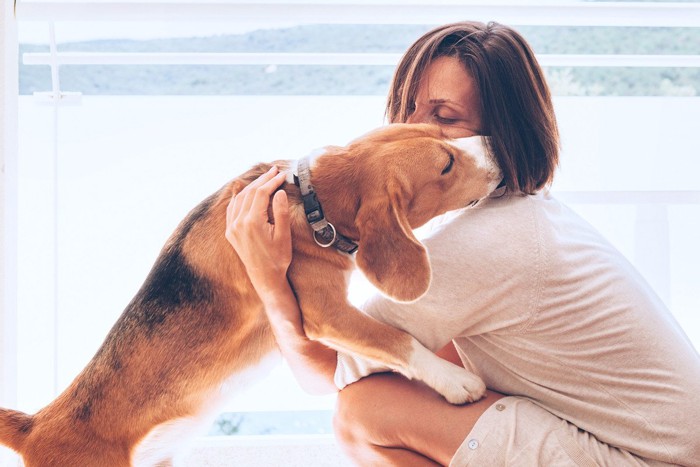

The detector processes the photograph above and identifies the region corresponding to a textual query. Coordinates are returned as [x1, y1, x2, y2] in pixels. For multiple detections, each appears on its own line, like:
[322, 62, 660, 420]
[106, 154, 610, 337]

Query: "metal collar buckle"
[293, 154, 358, 255]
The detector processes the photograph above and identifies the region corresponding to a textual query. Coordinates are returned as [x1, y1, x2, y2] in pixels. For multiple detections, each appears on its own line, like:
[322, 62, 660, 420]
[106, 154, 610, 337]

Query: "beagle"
[0, 123, 500, 466]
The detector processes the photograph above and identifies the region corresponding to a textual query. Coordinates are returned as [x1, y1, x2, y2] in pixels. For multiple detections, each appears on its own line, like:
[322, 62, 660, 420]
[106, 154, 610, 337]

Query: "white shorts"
[449, 396, 668, 467]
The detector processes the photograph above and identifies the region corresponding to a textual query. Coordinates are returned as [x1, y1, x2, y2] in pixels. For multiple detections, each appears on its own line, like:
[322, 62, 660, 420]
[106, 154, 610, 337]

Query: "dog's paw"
[407, 347, 486, 404]
[433, 363, 486, 405]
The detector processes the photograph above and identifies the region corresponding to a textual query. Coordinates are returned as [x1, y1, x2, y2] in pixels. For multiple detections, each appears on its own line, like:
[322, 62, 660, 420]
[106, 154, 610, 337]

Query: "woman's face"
[406, 55, 483, 139]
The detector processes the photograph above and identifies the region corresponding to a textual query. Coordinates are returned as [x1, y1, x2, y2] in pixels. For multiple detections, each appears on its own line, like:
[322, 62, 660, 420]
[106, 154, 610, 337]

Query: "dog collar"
[293, 152, 359, 255]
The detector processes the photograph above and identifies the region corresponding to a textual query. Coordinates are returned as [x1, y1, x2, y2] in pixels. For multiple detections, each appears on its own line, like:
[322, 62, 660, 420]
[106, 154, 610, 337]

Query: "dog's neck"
[289, 150, 359, 254]
[286, 148, 360, 251]
[285, 147, 323, 185]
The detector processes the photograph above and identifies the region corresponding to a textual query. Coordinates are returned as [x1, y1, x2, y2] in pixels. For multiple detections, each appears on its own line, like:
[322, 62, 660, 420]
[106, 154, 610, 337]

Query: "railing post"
[1, 0, 21, 464]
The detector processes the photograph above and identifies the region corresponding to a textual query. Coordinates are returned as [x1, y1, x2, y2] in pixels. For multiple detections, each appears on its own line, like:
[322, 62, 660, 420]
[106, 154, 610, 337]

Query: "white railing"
[15, 1, 700, 102]
[20, 51, 700, 68]
[14, 1, 700, 27]
[2, 1, 19, 465]
[15, 0, 700, 105]
[2, 0, 19, 408]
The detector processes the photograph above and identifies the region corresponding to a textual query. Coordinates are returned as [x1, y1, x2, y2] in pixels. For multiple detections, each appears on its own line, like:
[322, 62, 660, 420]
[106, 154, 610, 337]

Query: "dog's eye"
[441, 153, 455, 175]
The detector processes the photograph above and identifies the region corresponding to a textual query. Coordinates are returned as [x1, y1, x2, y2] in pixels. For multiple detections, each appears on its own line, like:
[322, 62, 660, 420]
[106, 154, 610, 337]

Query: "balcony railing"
[20, 51, 700, 67]
[15, 1, 700, 103]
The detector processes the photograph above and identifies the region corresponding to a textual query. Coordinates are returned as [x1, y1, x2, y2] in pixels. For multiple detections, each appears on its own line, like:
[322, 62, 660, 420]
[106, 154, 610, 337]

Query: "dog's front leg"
[304, 294, 484, 404]
[289, 260, 485, 404]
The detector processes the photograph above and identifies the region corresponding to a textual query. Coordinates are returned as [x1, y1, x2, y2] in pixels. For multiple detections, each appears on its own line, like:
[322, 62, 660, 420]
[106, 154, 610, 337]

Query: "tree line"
[19, 24, 700, 96]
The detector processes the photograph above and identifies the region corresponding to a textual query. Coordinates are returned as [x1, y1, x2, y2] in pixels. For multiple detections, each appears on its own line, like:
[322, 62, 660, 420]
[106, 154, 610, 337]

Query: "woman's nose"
[406, 110, 425, 124]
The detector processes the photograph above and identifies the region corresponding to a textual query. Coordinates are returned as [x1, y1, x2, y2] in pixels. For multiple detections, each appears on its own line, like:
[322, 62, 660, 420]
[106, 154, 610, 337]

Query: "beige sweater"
[335, 190, 700, 466]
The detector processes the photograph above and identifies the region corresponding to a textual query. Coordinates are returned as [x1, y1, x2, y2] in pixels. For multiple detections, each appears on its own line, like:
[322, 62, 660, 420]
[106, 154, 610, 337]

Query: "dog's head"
[340, 123, 502, 303]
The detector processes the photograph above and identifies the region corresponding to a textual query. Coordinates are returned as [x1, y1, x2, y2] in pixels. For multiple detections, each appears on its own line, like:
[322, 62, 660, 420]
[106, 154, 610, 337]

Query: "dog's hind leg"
[132, 417, 204, 467]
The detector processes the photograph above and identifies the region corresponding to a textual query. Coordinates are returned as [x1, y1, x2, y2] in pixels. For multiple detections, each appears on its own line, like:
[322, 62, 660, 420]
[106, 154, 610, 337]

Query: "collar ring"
[313, 223, 337, 248]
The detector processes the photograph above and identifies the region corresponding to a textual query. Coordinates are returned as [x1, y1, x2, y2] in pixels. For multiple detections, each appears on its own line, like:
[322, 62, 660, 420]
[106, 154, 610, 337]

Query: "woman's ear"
[355, 193, 432, 303]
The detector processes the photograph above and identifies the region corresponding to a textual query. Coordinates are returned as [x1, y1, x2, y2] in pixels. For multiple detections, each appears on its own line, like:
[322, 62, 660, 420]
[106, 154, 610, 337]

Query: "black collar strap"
[293, 154, 359, 255]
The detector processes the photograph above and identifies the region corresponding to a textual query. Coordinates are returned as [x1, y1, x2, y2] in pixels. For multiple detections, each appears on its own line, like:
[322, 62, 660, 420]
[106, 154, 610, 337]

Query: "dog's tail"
[0, 407, 32, 453]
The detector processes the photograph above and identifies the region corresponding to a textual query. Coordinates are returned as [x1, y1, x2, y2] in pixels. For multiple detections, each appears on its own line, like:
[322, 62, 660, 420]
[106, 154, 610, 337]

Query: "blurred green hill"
[19, 24, 700, 96]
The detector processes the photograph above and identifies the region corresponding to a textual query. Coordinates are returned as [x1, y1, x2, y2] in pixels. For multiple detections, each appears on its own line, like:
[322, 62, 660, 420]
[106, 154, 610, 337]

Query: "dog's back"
[0, 163, 284, 466]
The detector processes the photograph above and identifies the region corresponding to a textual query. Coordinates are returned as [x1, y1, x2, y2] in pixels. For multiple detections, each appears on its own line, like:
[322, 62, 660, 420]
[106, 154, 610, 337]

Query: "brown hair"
[387, 21, 559, 194]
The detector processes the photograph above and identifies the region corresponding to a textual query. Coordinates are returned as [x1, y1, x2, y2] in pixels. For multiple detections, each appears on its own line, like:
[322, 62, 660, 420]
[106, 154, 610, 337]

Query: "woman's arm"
[225, 166, 338, 395]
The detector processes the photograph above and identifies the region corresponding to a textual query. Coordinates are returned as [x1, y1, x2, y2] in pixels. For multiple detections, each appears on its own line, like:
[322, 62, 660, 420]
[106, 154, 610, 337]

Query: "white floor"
[184, 435, 353, 467]
[1, 436, 354, 467]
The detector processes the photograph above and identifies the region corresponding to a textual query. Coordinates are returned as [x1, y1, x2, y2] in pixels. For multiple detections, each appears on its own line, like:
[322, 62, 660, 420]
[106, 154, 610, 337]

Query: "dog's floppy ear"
[355, 191, 432, 303]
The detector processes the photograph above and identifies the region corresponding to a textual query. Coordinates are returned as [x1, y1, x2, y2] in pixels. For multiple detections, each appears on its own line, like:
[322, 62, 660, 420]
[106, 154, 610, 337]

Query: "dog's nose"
[451, 136, 503, 190]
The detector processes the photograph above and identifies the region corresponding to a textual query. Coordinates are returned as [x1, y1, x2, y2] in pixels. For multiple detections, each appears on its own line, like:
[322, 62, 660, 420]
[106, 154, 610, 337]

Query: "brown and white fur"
[0, 123, 500, 466]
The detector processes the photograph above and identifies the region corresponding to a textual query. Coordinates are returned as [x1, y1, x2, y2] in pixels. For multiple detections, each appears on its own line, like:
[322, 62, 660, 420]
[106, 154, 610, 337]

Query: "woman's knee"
[333, 373, 401, 451]
[333, 376, 376, 448]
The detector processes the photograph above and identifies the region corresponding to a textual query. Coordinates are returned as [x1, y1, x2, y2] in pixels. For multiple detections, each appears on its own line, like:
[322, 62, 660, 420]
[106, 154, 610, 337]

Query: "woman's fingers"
[224, 166, 293, 295]
[250, 170, 288, 221]
[227, 168, 271, 228]
[235, 166, 281, 224]
[226, 166, 289, 254]
[271, 189, 292, 262]
[227, 167, 281, 223]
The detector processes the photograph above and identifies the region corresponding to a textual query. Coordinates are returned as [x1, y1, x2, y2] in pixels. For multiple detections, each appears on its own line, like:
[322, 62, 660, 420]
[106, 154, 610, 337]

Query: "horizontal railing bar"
[22, 52, 700, 68]
[553, 191, 700, 205]
[14, 2, 700, 27]
[538, 54, 700, 68]
[22, 52, 402, 66]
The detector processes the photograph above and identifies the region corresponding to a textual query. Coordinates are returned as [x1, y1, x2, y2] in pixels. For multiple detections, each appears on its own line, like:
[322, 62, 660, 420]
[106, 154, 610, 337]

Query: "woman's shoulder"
[421, 191, 546, 286]
[424, 189, 543, 244]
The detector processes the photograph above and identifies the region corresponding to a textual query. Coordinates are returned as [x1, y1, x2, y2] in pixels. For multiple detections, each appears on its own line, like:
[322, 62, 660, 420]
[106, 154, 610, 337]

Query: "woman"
[225, 21, 700, 466]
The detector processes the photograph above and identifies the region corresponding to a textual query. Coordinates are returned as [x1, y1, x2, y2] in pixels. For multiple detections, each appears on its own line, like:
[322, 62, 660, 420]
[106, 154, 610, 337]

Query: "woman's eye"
[441, 153, 455, 175]
[434, 114, 459, 125]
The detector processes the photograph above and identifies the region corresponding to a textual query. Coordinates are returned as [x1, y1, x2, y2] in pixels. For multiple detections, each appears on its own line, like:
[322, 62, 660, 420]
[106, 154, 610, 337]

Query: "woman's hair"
[387, 21, 559, 194]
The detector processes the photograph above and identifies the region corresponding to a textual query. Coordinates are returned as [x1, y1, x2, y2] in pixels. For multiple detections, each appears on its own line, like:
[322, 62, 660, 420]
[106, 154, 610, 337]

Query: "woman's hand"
[225, 165, 339, 394]
[226, 166, 291, 299]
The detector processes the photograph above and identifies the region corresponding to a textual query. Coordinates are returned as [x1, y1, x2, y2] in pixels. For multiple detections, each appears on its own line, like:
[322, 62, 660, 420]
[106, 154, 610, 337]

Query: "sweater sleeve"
[334, 351, 392, 389]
